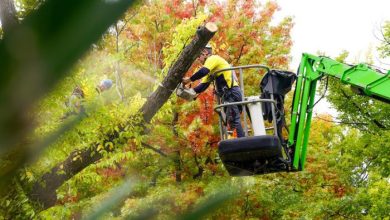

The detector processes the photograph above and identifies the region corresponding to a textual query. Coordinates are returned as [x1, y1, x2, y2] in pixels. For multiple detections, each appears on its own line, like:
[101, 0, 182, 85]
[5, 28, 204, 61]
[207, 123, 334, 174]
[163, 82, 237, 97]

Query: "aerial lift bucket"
[215, 67, 296, 176]
[218, 129, 285, 176]
[217, 97, 286, 176]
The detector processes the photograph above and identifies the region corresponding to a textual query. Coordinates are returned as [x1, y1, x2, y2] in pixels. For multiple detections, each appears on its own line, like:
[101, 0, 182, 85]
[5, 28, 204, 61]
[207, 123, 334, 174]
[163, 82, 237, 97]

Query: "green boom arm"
[288, 53, 390, 170]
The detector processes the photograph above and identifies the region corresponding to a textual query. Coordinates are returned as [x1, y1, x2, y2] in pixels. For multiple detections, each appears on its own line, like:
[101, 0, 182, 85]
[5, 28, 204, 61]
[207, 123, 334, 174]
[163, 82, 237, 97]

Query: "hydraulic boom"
[289, 53, 390, 170]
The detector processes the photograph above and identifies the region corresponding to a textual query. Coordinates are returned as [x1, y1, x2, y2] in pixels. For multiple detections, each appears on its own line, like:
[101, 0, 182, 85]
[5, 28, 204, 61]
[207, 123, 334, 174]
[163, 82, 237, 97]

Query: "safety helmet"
[100, 79, 113, 90]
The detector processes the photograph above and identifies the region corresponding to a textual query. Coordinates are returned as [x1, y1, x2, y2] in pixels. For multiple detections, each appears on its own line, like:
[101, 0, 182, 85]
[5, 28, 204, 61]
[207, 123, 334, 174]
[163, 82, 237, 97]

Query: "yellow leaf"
[97, 144, 104, 152]
[105, 142, 114, 150]
[26, 171, 33, 180]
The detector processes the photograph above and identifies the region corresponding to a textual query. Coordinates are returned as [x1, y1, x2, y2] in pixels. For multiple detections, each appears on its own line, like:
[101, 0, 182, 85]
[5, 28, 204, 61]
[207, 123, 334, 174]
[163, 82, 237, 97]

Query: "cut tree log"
[29, 22, 218, 209]
[141, 22, 218, 123]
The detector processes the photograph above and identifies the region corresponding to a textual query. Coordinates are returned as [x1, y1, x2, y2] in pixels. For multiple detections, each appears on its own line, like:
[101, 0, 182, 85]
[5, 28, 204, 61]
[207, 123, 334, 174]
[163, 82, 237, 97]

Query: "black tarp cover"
[260, 70, 296, 143]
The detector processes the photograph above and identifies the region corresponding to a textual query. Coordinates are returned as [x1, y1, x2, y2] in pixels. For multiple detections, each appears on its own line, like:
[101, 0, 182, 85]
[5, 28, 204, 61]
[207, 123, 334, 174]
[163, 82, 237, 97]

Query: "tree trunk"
[0, 0, 18, 34]
[29, 146, 107, 208]
[29, 22, 217, 209]
[172, 111, 182, 182]
[115, 61, 125, 101]
[114, 22, 126, 101]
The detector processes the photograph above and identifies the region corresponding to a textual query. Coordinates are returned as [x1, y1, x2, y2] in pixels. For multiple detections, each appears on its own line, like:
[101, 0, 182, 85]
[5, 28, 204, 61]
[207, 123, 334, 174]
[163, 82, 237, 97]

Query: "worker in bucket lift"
[182, 44, 245, 137]
[61, 86, 86, 120]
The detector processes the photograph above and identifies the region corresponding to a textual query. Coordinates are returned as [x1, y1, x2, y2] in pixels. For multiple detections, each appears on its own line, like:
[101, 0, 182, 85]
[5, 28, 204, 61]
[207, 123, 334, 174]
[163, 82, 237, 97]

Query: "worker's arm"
[182, 67, 210, 85]
[193, 81, 211, 93]
[190, 67, 210, 81]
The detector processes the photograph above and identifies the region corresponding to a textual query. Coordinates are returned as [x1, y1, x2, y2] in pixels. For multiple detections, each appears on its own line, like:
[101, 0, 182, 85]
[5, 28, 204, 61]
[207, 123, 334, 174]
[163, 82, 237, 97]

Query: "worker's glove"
[182, 77, 191, 85]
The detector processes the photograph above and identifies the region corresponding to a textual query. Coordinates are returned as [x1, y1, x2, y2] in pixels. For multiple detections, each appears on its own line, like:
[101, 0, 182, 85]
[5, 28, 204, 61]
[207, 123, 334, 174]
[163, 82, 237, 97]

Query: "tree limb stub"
[29, 22, 217, 209]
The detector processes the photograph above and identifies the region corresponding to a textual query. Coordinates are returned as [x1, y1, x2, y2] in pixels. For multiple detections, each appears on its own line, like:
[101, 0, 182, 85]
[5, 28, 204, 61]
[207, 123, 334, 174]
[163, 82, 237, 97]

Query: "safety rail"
[211, 64, 270, 98]
[214, 99, 278, 140]
[211, 65, 279, 140]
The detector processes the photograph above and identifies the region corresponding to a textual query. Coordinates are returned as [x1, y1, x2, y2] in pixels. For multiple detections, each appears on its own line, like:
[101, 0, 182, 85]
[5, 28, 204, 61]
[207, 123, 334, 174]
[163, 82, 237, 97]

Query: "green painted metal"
[310, 54, 390, 101]
[300, 80, 317, 169]
[288, 54, 307, 147]
[292, 66, 313, 168]
[289, 53, 390, 170]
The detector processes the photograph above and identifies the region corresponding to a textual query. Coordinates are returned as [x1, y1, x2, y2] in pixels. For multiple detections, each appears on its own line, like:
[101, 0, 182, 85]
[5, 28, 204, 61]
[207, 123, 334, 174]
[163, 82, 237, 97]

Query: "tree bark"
[114, 22, 126, 101]
[29, 146, 107, 208]
[29, 22, 217, 209]
[172, 111, 182, 182]
[0, 0, 18, 34]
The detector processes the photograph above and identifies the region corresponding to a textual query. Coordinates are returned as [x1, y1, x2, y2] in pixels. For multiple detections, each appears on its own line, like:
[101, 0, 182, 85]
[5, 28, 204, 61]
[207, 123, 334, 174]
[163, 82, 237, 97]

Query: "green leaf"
[178, 189, 237, 220]
[0, 0, 139, 187]
[84, 177, 138, 220]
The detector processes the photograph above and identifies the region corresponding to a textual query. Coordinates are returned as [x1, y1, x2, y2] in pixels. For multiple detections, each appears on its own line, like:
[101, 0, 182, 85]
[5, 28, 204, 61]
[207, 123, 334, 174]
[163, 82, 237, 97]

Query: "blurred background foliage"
[0, 0, 389, 219]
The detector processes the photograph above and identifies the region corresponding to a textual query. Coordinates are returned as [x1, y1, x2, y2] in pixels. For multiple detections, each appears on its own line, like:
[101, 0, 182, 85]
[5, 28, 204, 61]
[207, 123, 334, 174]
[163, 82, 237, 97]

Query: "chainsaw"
[176, 83, 197, 101]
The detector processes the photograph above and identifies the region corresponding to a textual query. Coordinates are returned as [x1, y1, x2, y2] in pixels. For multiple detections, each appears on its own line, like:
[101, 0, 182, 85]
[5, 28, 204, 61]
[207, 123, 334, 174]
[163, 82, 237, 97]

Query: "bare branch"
[141, 142, 167, 157]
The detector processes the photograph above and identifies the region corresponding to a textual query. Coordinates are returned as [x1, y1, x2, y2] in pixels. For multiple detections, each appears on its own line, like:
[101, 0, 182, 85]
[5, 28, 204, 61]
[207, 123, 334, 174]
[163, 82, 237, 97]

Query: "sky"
[274, 0, 390, 70]
[273, 0, 390, 116]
